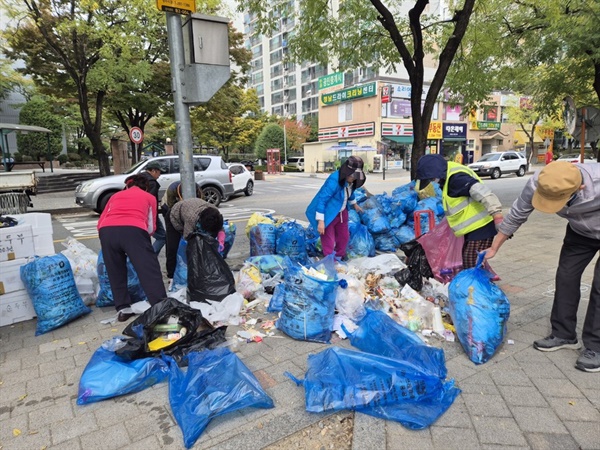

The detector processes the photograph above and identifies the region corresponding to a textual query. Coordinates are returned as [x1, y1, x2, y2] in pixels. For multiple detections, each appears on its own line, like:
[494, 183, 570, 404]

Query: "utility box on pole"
[181, 14, 230, 106]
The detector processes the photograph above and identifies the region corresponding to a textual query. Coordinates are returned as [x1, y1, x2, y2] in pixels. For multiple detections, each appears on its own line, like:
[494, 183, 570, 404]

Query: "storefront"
[381, 122, 413, 170]
[441, 122, 468, 163]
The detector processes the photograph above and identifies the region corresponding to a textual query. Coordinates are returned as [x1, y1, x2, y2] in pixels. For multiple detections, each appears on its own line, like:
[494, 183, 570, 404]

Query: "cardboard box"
[33, 234, 55, 257]
[9, 213, 53, 236]
[0, 224, 35, 262]
[0, 258, 28, 295]
[0, 289, 36, 327]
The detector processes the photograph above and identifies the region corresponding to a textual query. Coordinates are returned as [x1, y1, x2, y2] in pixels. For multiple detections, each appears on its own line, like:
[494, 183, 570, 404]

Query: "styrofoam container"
[0, 224, 35, 262]
[9, 213, 53, 237]
[0, 289, 36, 327]
[0, 258, 28, 295]
[33, 234, 55, 257]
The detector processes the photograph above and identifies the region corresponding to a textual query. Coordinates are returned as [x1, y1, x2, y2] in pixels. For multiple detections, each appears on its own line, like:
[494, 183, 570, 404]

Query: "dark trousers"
[165, 213, 182, 279]
[551, 225, 600, 351]
[99, 226, 167, 311]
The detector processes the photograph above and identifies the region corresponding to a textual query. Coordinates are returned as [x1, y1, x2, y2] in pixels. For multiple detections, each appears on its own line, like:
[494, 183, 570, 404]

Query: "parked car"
[556, 153, 596, 164]
[75, 155, 234, 213]
[239, 159, 258, 171]
[287, 156, 304, 171]
[224, 163, 254, 201]
[467, 151, 528, 179]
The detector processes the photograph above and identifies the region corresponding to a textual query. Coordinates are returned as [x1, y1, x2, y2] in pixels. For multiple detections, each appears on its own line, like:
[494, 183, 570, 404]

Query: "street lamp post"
[283, 120, 287, 166]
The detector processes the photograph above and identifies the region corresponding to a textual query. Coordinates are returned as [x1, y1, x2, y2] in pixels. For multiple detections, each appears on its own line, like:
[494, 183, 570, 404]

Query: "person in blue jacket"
[306, 156, 366, 259]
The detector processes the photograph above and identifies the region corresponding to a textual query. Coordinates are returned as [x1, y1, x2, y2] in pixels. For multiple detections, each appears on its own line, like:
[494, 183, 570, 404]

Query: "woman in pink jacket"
[97, 174, 167, 321]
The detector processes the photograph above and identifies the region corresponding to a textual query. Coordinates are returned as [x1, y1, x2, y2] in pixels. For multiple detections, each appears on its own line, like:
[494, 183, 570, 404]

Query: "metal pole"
[579, 108, 586, 164]
[47, 134, 53, 173]
[166, 13, 195, 200]
[283, 121, 287, 168]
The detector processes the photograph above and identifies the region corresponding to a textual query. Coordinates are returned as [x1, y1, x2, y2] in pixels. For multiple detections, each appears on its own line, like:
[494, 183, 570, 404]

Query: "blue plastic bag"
[391, 225, 416, 245]
[304, 224, 321, 257]
[448, 253, 511, 364]
[347, 222, 376, 259]
[373, 232, 399, 252]
[166, 348, 274, 448]
[220, 220, 236, 258]
[77, 337, 169, 404]
[276, 254, 338, 343]
[245, 254, 287, 276]
[171, 239, 188, 292]
[267, 282, 286, 313]
[276, 221, 308, 264]
[347, 208, 361, 224]
[345, 309, 448, 379]
[249, 222, 277, 256]
[353, 187, 368, 204]
[392, 182, 418, 214]
[286, 347, 460, 430]
[96, 250, 149, 306]
[20, 254, 92, 335]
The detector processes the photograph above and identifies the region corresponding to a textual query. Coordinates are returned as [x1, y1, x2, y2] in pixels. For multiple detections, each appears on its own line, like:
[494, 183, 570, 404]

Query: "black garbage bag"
[187, 232, 236, 302]
[395, 240, 433, 291]
[116, 297, 226, 365]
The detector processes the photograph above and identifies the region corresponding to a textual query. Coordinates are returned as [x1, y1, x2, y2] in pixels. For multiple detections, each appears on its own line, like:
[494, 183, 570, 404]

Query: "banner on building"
[321, 82, 377, 105]
[318, 122, 375, 141]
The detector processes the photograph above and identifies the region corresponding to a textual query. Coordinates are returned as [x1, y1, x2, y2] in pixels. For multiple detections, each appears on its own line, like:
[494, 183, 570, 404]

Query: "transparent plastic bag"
[418, 218, 464, 283]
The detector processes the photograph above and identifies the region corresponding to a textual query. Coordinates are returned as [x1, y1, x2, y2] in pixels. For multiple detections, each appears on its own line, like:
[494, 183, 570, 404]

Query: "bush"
[67, 152, 82, 161]
[13, 152, 23, 163]
[57, 154, 68, 165]
[283, 165, 301, 172]
[22, 155, 33, 162]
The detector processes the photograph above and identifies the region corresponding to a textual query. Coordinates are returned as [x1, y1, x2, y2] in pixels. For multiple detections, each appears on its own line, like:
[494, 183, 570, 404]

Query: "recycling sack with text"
[96, 250, 148, 307]
[20, 254, 92, 335]
[448, 253, 510, 364]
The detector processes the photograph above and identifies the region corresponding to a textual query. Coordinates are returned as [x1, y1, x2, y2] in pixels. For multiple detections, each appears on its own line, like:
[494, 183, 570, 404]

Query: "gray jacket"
[169, 198, 216, 239]
[498, 163, 600, 240]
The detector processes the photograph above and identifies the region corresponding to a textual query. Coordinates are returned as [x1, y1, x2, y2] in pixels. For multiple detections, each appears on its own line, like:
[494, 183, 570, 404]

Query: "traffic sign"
[156, 0, 195, 15]
[129, 127, 144, 144]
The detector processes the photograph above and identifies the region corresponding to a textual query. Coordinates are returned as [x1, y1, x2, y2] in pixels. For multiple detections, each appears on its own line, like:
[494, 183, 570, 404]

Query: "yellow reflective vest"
[442, 162, 493, 236]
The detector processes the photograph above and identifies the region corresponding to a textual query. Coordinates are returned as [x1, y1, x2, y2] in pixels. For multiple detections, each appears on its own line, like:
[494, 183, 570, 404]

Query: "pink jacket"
[97, 186, 157, 235]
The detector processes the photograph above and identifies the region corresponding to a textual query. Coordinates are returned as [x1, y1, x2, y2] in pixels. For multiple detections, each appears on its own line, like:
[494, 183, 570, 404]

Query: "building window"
[271, 78, 283, 91]
[252, 45, 262, 58]
[255, 84, 264, 95]
[270, 49, 283, 65]
[253, 72, 263, 84]
[272, 91, 283, 104]
[270, 64, 283, 78]
[338, 103, 353, 122]
[468, 139, 475, 150]
[269, 35, 282, 51]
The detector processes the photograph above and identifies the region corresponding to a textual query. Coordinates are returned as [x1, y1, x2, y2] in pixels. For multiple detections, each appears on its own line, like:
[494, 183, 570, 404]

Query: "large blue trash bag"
[20, 254, 92, 335]
[276, 254, 338, 343]
[77, 337, 168, 405]
[166, 348, 274, 448]
[392, 181, 418, 214]
[448, 253, 511, 364]
[220, 220, 236, 259]
[304, 224, 321, 257]
[171, 239, 188, 292]
[276, 221, 309, 264]
[347, 208, 361, 224]
[353, 187, 368, 204]
[286, 347, 460, 430]
[96, 250, 148, 307]
[249, 222, 277, 256]
[391, 225, 415, 245]
[267, 282, 286, 312]
[374, 231, 399, 252]
[347, 222, 376, 259]
[344, 309, 448, 379]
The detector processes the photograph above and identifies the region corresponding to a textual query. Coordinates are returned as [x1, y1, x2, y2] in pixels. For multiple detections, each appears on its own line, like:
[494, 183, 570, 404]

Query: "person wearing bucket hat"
[486, 161, 600, 372]
[306, 156, 366, 259]
[416, 153, 503, 269]
[140, 160, 167, 255]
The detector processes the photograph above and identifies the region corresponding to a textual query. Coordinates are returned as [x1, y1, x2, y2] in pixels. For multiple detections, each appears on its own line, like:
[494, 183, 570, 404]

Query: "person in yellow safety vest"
[416, 154, 503, 268]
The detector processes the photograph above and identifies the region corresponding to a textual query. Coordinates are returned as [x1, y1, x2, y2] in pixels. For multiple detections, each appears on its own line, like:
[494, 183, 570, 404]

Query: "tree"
[16, 96, 63, 160]
[302, 115, 319, 143]
[240, 0, 477, 178]
[281, 117, 311, 152]
[254, 123, 285, 160]
[2, 0, 164, 176]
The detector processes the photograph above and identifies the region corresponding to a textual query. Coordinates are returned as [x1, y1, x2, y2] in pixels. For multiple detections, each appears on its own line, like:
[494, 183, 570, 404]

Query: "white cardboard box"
[0, 289, 36, 327]
[33, 234, 55, 257]
[0, 258, 28, 295]
[8, 213, 55, 256]
[0, 224, 35, 262]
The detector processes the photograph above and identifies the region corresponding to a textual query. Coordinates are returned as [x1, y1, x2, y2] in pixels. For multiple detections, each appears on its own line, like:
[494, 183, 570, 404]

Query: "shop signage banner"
[318, 122, 375, 141]
[318, 72, 344, 91]
[390, 83, 429, 99]
[443, 123, 467, 139]
[445, 105, 463, 121]
[321, 82, 377, 105]
[474, 121, 501, 130]
[428, 121, 443, 139]
[381, 123, 414, 136]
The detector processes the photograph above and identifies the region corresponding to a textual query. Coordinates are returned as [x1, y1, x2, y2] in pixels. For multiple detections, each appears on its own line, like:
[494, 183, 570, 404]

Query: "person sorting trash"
[97, 174, 167, 322]
[416, 153, 503, 268]
[140, 160, 166, 254]
[169, 197, 225, 247]
[485, 161, 600, 373]
[306, 156, 366, 260]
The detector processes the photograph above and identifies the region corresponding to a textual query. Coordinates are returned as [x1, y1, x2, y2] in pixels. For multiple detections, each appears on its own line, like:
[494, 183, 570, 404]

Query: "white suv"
[468, 151, 528, 179]
[75, 155, 234, 213]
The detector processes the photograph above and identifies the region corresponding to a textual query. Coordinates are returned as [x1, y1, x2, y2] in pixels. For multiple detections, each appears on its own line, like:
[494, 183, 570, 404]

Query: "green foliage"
[16, 97, 63, 160]
[254, 124, 284, 160]
[57, 154, 68, 164]
[67, 153, 81, 161]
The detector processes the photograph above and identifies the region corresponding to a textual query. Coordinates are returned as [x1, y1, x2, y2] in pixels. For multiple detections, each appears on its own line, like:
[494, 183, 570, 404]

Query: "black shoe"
[575, 348, 600, 373]
[533, 335, 582, 352]
[117, 310, 135, 322]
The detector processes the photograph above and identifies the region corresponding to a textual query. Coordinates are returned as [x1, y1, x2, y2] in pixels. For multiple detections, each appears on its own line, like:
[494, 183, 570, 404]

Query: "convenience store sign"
[321, 82, 377, 105]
